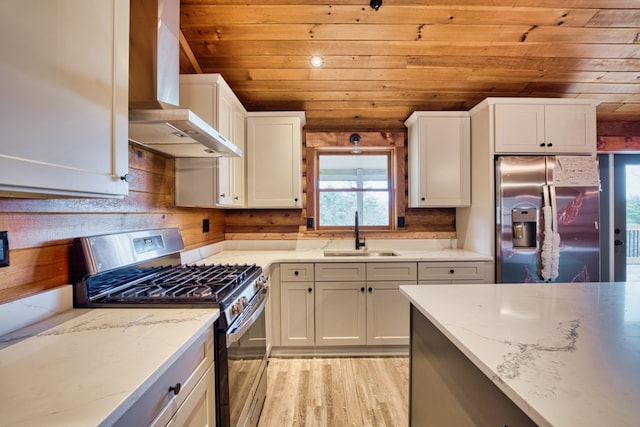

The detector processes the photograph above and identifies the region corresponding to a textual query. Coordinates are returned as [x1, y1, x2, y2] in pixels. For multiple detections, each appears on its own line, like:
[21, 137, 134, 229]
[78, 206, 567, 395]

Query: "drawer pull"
[169, 383, 181, 395]
[294, 271, 299, 276]
[308, 287, 313, 293]
[449, 269, 455, 274]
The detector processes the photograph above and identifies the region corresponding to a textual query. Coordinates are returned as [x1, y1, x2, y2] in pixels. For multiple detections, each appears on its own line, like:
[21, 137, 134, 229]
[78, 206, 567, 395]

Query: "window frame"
[314, 147, 394, 231]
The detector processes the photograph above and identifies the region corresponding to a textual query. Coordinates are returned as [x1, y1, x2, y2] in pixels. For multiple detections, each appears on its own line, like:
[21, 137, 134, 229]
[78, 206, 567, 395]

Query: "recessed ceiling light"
[310, 55, 324, 68]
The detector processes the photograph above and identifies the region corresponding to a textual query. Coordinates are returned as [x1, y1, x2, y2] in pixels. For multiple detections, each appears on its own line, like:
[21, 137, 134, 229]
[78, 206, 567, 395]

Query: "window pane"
[319, 155, 388, 190]
[362, 192, 389, 226]
[319, 192, 357, 226]
[317, 152, 391, 228]
[318, 191, 390, 227]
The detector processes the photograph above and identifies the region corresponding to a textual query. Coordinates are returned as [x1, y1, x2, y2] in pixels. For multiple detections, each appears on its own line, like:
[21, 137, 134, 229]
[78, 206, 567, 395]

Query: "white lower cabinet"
[166, 364, 216, 427]
[366, 281, 414, 346]
[281, 281, 315, 346]
[418, 261, 488, 284]
[366, 262, 417, 346]
[280, 264, 315, 346]
[314, 263, 367, 346]
[114, 327, 215, 427]
[279, 262, 416, 349]
[315, 281, 367, 346]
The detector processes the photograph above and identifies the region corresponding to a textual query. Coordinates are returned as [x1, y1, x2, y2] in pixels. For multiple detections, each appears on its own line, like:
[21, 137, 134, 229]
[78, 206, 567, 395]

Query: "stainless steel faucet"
[355, 211, 366, 250]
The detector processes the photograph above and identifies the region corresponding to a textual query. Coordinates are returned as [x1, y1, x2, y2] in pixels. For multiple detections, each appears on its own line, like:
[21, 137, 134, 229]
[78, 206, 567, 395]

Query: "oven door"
[223, 288, 268, 427]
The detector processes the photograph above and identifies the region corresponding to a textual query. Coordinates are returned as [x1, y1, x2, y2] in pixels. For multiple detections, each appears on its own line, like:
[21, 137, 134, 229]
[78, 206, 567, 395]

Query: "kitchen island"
[400, 282, 640, 426]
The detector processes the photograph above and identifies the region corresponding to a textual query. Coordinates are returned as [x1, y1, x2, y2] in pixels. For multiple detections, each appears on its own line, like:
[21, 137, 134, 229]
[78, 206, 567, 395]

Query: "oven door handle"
[226, 288, 268, 348]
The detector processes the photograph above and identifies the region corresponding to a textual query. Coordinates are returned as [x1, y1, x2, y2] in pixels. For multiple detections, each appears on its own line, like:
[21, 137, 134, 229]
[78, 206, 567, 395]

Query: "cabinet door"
[165, 363, 216, 427]
[0, 0, 129, 198]
[544, 104, 596, 154]
[246, 115, 303, 208]
[408, 114, 470, 207]
[179, 74, 246, 207]
[216, 157, 234, 206]
[280, 282, 315, 346]
[116, 327, 214, 427]
[216, 84, 235, 206]
[366, 281, 411, 345]
[230, 104, 246, 206]
[494, 104, 545, 154]
[315, 282, 366, 346]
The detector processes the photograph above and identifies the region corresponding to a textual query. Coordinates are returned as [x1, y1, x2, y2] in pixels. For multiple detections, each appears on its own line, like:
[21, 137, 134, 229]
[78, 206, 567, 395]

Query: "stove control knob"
[231, 303, 242, 315]
[239, 296, 249, 308]
[255, 276, 267, 289]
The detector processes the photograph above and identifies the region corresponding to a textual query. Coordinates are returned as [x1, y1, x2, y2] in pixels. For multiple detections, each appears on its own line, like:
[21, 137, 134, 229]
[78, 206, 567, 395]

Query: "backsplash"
[0, 144, 225, 304]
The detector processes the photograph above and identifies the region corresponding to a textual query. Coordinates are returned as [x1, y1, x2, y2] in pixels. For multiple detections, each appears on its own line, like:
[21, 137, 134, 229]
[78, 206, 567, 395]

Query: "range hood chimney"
[128, 0, 241, 157]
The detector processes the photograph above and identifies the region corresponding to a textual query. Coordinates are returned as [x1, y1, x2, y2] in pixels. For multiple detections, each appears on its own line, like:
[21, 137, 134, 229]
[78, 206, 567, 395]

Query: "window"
[317, 151, 391, 228]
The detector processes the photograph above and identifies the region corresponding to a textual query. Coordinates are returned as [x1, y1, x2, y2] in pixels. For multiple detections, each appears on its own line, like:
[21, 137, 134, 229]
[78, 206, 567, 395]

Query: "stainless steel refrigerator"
[496, 155, 601, 283]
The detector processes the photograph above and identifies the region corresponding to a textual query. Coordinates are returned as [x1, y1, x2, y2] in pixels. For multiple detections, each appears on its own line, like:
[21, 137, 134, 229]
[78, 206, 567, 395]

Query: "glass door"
[613, 155, 640, 282]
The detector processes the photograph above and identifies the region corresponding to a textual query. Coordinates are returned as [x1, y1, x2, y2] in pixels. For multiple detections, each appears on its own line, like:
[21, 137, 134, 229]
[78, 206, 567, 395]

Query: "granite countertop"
[0, 306, 219, 427]
[400, 282, 640, 427]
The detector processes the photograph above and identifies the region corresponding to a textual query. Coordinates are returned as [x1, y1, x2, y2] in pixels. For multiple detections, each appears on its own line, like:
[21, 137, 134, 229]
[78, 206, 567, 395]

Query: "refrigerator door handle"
[549, 185, 561, 280]
[541, 185, 553, 281]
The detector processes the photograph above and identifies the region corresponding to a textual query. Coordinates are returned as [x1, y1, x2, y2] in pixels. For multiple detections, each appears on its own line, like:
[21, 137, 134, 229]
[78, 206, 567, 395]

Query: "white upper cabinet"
[246, 112, 305, 208]
[490, 99, 598, 155]
[0, 0, 130, 198]
[177, 74, 247, 207]
[405, 112, 471, 207]
[215, 81, 246, 207]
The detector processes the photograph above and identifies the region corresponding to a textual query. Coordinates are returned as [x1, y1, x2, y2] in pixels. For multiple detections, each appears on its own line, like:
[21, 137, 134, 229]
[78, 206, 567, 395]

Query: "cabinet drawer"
[418, 262, 486, 281]
[315, 263, 366, 281]
[280, 263, 315, 282]
[114, 326, 214, 427]
[367, 262, 417, 281]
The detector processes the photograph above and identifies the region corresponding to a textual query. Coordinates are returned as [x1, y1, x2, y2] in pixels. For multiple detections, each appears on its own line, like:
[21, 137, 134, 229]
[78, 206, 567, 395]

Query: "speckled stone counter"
[0, 304, 219, 426]
[181, 238, 491, 269]
[400, 282, 640, 427]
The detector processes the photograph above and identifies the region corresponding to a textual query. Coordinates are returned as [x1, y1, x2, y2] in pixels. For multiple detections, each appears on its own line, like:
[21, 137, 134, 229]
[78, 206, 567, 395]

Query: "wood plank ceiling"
[179, 0, 640, 131]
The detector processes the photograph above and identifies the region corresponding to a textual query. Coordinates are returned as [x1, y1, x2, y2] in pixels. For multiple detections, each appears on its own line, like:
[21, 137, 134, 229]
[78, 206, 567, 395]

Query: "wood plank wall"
[0, 143, 225, 304]
[598, 120, 640, 152]
[1, 122, 638, 305]
[224, 131, 457, 241]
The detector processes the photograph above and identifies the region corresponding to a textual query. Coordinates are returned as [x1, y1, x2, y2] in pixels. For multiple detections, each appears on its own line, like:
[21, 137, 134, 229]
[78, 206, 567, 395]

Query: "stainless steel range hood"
[128, 0, 241, 158]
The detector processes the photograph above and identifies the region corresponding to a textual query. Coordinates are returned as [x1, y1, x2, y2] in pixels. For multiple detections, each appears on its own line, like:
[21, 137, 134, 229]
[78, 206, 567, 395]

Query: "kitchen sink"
[323, 250, 398, 257]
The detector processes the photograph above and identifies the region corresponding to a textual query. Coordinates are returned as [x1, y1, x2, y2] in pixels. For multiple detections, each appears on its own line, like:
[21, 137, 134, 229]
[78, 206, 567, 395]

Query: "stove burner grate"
[88, 263, 261, 304]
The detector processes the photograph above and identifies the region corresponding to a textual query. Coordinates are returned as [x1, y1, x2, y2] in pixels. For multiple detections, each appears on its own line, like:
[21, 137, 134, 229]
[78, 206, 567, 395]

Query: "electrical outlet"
[0, 231, 9, 267]
[202, 219, 210, 233]
[397, 216, 405, 228]
[306, 217, 315, 230]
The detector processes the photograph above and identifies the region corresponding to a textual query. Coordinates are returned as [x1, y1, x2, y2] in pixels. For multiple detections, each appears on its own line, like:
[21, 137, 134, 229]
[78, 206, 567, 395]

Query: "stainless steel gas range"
[71, 228, 268, 427]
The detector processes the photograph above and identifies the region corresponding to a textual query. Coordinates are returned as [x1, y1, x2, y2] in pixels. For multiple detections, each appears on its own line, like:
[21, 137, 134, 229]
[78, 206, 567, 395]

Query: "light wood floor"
[258, 357, 409, 427]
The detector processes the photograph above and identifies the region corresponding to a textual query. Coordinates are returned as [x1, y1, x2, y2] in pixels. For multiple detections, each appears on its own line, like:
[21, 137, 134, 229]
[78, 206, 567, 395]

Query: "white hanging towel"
[540, 185, 554, 281]
[549, 185, 561, 280]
